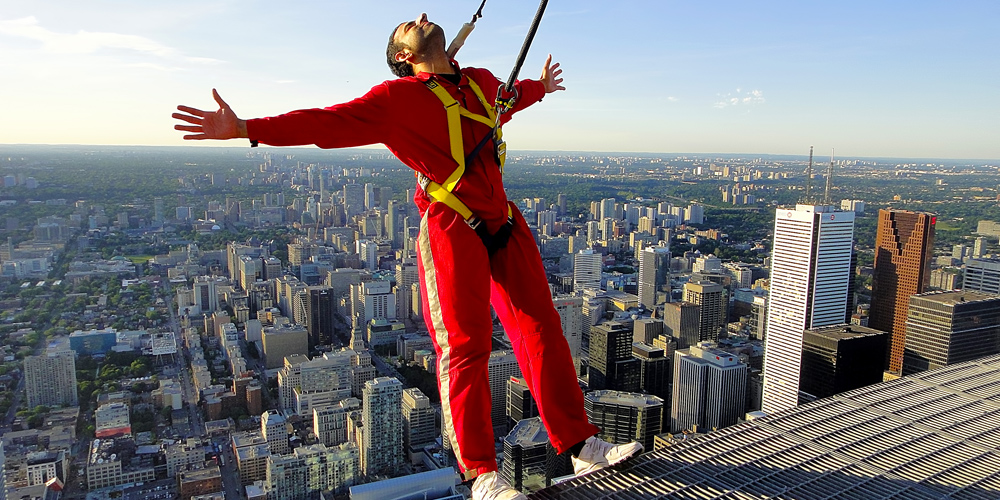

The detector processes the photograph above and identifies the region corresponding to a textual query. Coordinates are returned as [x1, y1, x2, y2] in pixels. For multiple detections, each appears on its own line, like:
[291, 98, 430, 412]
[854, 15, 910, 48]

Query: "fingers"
[212, 88, 230, 111]
[172, 112, 202, 125]
[174, 125, 203, 133]
[182, 134, 209, 140]
[176, 105, 206, 118]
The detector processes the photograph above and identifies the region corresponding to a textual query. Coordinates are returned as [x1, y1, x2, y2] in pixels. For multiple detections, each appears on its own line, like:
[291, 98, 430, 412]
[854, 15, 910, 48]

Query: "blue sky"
[0, 0, 997, 160]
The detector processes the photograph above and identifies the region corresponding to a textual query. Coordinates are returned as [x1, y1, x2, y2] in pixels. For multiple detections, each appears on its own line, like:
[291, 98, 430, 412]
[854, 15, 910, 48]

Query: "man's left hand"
[540, 54, 564, 93]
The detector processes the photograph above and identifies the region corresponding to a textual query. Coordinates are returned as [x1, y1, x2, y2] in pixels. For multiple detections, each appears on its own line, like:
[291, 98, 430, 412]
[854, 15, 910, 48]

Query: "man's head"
[386, 13, 446, 78]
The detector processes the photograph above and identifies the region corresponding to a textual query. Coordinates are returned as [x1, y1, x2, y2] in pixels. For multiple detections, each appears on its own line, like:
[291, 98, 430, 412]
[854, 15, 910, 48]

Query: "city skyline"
[0, 1, 998, 160]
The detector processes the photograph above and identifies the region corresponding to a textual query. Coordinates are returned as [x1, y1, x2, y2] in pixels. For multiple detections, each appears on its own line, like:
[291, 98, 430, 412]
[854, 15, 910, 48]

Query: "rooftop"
[532, 354, 1000, 499]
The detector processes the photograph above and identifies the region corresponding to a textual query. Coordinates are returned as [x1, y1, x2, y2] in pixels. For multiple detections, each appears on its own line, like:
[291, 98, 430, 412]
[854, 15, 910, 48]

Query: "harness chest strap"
[420, 78, 511, 222]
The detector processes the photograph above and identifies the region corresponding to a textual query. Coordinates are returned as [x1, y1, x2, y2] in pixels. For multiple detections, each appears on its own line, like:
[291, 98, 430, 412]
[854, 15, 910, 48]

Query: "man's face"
[393, 13, 445, 59]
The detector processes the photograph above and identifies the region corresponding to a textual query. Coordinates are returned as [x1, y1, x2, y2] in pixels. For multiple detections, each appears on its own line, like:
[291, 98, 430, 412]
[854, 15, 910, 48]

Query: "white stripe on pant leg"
[419, 211, 468, 472]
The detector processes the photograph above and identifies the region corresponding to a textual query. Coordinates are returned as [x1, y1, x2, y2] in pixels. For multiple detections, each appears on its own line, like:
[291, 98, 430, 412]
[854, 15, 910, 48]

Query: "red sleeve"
[246, 83, 394, 149]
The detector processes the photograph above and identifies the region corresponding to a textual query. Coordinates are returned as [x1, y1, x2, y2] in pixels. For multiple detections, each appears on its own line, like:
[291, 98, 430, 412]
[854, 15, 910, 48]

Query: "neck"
[410, 49, 455, 76]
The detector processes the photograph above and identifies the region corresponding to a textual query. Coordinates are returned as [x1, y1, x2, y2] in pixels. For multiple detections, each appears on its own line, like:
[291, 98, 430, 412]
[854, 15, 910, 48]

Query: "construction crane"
[804, 146, 814, 203]
[824, 149, 835, 205]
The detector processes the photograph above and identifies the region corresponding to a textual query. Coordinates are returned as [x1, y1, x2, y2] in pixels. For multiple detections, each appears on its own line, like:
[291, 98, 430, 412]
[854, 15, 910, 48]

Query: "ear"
[394, 49, 413, 63]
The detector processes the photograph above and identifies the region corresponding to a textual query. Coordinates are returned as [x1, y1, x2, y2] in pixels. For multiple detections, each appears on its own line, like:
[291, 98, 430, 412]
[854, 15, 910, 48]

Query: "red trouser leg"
[490, 203, 600, 454]
[417, 202, 497, 477]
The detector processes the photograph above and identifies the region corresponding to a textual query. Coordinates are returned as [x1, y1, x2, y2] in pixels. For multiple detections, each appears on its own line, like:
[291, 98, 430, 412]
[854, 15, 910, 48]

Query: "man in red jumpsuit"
[173, 13, 641, 500]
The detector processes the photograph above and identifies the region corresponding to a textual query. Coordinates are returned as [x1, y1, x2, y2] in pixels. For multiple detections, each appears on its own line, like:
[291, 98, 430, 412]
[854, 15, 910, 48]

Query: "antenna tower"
[824, 149, 835, 205]
[804, 146, 814, 203]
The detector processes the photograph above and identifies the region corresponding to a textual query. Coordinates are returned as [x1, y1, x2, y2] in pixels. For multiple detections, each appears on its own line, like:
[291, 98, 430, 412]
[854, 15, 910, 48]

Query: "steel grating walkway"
[530, 355, 1000, 499]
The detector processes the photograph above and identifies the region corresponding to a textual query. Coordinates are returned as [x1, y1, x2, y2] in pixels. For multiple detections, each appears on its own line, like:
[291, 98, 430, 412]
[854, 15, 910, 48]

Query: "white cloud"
[714, 88, 765, 108]
[0, 16, 219, 64]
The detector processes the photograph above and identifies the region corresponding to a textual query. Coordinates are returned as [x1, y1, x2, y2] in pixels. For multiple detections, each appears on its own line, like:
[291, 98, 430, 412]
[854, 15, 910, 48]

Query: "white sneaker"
[471, 471, 527, 500]
[571, 436, 644, 476]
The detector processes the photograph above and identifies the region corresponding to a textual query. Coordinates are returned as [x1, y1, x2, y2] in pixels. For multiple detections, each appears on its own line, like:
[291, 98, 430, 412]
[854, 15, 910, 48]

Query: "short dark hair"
[386, 23, 414, 78]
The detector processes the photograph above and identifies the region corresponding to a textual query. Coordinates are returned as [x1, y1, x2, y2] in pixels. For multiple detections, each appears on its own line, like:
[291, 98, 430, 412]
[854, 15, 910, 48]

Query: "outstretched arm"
[172, 89, 248, 140]
[539, 54, 564, 94]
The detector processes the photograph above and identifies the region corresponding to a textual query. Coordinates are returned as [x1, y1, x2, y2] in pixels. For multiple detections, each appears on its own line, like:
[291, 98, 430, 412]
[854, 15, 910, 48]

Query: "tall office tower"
[363, 183, 376, 210]
[584, 390, 664, 452]
[306, 286, 336, 349]
[557, 193, 567, 215]
[500, 418, 567, 495]
[902, 291, 1000, 375]
[638, 246, 672, 310]
[313, 399, 361, 447]
[506, 376, 538, 431]
[356, 239, 378, 270]
[600, 217, 616, 241]
[684, 203, 704, 224]
[488, 351, 522, 436]
[749, 295, 768, 341]
[153, 196, 164, 226]
[800, 324, 887, 399]
[401, 388, 437, 458]
[261, 410, 290, 455]
[973, 236, 988, 258]
[633, 318, 664, 345]
[963, 258, 1000, 295]
[671, 343, 747, 433]
[262, 324, 309, 369]
[585, 220, 600, 244]
[361, 377, 404, 476]
[663, 301, 701, 349]
[394, 261, 419, 320]
[386, 200, 399, 248]
[343, 183, 365, 217]
[588, 322, 640, 391]
[537, 210, 557, 236]
[25, 345, 78, 408]
[633, 343, 671, 402]
[573, 249, 603, 292]
[683, 281, 726, 342]
[762, 205, 854, 414]
[192, 276, 221, 314]
[599, 198, 617, 221]
[553, 296, 584, 370]
[868, 209, 935, 372]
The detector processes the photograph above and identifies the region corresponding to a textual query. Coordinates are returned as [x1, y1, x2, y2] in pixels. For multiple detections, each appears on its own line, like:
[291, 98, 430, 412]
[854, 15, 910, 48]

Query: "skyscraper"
[306, 286, 336, 349]
[671, 343, 747, 433]
[553, 296, 584, 370]
[663, 301, 701, 349]
[25, 343, 78, 408]
[506, 376, 538, 431]
[868, 209, 935, 372]
[638, 245, 672, 310]
[488, 351, 522, 436]
[588, 322, 639, 392]
[361, 377, 403, 476]
[401, 388, 436, 458]
[573, 249, 602, 292]
[500, 417, 568, 494]
[762, 205, 855, 414]
[682, 281, 725, 343]
[799, 324, 887, 399]
[902, 291, 1000, 375]
[633, 343, 671, 402]
[584, 390, 664, 452]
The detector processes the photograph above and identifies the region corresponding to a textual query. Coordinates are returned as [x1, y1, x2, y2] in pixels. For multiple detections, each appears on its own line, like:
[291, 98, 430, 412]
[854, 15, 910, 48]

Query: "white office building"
[762, 205, 855, 414]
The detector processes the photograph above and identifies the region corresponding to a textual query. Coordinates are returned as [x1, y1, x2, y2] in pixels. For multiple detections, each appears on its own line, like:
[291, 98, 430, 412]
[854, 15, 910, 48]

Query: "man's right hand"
[172, 89, 248, 140]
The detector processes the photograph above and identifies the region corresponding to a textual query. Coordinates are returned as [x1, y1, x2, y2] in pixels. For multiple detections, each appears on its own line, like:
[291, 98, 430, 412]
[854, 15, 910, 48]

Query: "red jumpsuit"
[247, 64, 599, 478]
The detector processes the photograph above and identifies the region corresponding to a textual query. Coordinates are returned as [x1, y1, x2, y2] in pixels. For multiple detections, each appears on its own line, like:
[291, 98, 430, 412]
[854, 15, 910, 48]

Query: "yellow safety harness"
[419, 76, 515, 255]
[419, 78, 510, 221]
